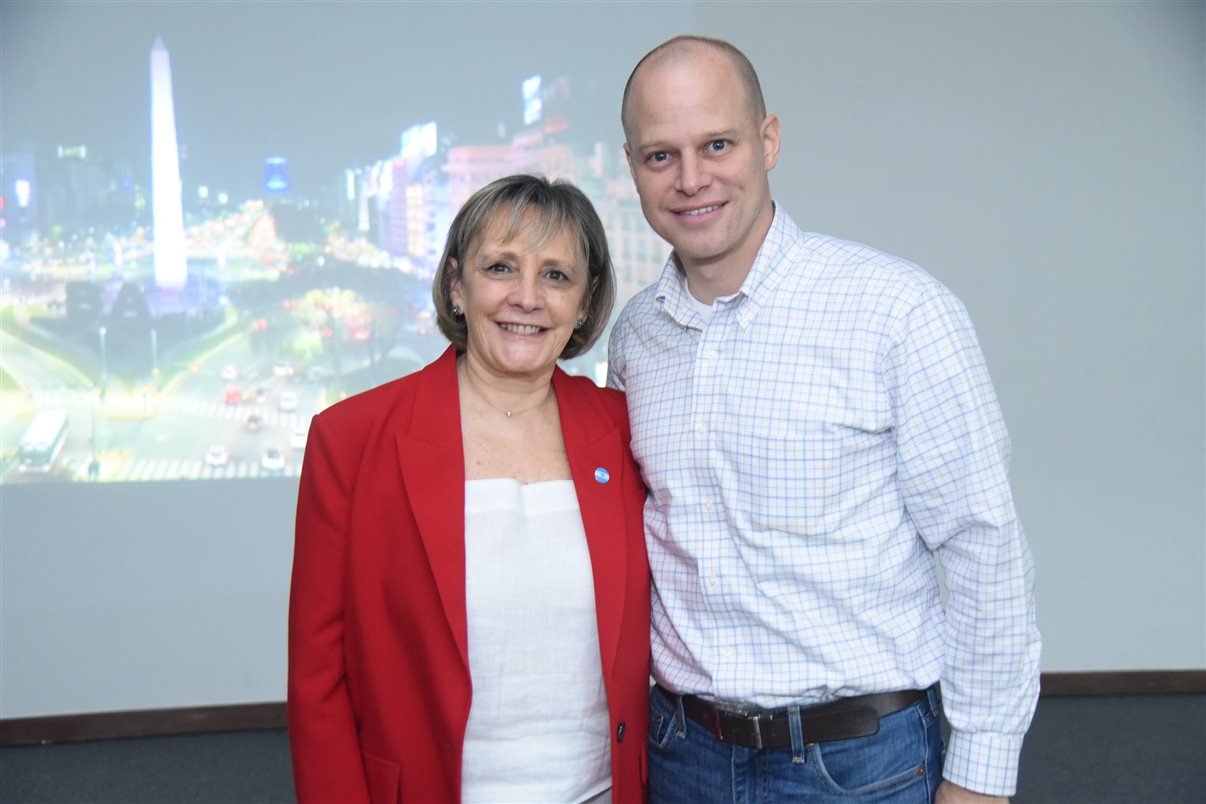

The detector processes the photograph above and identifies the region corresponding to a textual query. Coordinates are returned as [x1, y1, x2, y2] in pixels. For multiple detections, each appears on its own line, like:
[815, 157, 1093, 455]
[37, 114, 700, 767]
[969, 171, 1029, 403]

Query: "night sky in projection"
[0, 2, 680, 198]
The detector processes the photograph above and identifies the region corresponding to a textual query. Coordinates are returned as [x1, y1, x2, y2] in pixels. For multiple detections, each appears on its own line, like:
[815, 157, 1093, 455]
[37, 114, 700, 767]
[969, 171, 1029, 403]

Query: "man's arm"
[936, 781, 1009, 804]
[886, 288, 1041, 798]
[606, 309, 630, 391]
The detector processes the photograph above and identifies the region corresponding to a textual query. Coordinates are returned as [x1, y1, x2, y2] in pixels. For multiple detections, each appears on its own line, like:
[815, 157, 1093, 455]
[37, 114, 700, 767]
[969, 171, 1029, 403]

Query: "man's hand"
[934, 780, 1009, 804]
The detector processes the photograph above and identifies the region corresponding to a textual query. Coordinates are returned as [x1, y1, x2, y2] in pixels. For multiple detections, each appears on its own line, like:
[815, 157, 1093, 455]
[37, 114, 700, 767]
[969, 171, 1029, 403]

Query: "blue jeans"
[648, 686, 944, 803]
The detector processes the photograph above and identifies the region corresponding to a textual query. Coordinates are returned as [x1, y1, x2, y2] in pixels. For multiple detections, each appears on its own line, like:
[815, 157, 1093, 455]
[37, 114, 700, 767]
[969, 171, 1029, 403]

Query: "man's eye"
[707, 140, 729, 153]
[648, 151, 669, 164]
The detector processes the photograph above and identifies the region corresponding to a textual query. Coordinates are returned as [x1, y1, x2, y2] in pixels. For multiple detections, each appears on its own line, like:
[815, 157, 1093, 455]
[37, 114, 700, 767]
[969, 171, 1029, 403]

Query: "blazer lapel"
[395, 348, 470, 673]
[556, 371, 629, 681]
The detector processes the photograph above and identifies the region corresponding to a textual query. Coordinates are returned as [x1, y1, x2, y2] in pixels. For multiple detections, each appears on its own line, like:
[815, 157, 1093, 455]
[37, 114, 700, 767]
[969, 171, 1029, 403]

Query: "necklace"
[459, 363, 553, 418]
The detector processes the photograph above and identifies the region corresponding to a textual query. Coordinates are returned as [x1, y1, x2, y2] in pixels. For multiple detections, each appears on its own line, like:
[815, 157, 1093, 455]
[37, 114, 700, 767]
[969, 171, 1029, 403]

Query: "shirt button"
[616, 722, 626, 742]
[696, 424, 706, 435]
[707, 576, 719, 588]
[721, 647, 734, 658]
[704, 500, 713, 512]
[705, 349, 718, 359]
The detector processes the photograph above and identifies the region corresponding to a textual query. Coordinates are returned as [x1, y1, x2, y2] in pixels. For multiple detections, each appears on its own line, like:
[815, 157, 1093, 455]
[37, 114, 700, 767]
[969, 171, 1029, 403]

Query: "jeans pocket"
[648, 688, 681, 752]
[807, 703, 937, 798]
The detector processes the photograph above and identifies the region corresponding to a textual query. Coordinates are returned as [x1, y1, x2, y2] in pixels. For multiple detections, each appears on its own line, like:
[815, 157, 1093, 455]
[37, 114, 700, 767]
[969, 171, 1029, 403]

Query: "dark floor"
[2, 695, 1203, 803]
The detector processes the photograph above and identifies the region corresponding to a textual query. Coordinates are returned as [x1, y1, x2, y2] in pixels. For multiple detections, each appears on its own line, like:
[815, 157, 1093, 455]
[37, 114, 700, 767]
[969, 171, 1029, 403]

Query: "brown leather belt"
[656, 683, 929, 748]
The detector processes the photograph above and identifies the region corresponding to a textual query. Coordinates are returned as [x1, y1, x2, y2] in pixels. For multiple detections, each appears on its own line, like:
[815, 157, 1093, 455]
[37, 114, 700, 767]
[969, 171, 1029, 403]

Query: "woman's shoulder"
[555, 371, 629, 427]
[314, 350, 453, 433]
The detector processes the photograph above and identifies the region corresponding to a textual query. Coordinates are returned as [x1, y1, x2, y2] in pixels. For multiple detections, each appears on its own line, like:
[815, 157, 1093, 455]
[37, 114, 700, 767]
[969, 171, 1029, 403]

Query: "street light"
[98, 325, 108, 393]
[149, 327, 159, 378]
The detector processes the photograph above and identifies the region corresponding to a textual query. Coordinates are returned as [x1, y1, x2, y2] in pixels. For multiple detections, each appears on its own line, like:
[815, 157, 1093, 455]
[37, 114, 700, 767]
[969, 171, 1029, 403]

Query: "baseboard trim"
[2, 670, 1202, 747]
[0, 702, 286, 748]
[1039, 669, 1206, 696]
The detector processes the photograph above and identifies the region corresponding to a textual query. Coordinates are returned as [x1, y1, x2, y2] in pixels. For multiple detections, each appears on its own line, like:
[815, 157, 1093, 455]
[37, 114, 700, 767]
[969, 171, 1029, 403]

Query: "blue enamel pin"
[594, 467, 610, 484]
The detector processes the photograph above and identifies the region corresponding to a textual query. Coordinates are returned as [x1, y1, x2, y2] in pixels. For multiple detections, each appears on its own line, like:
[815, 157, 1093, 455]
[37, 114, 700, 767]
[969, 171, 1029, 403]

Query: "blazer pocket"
[362, 751, 402, 804]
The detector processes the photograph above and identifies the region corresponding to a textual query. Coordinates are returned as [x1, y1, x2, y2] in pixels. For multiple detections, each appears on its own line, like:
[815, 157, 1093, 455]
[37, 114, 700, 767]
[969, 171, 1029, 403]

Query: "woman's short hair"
[432, 174, 616, 360]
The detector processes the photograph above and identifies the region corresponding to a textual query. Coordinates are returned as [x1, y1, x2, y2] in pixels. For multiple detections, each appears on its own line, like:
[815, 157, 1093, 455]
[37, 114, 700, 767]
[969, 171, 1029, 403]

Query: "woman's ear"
[448, 258, 461, 308]
[579, 276, 599, 323]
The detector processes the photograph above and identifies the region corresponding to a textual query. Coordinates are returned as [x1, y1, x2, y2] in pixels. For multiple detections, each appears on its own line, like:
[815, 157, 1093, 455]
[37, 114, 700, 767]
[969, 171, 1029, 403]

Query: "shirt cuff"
[942, 729, 1025, 797]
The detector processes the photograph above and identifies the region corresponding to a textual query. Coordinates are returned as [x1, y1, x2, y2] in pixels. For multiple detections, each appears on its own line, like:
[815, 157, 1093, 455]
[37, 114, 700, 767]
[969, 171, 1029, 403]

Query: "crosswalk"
[102, 457, 302, 483]
[159, 396, 311, 431]
[27, 389, 313, 431]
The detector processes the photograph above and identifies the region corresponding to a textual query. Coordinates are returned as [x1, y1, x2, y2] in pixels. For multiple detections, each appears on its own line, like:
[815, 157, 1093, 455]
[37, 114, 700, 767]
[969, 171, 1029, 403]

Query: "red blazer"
[288, 346, 650, 803]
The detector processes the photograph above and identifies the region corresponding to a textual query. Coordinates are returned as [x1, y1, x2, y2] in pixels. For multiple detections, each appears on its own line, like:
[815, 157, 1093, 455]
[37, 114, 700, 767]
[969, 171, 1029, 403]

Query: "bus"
[17, 411, 70, 473]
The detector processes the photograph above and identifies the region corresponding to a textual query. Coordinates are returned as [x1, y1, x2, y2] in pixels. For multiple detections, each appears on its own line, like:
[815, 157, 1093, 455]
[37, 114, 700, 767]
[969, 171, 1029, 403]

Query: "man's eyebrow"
[635, 129, 742, 152]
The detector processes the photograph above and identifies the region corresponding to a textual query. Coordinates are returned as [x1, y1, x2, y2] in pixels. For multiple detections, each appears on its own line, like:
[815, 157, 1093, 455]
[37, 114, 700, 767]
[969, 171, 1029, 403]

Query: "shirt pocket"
[721, 421, 886, 538]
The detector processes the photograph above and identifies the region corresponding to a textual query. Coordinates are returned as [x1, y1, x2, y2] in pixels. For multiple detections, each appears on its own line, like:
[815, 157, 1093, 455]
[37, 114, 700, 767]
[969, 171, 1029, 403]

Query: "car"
[204, 444, 228, 467]
[244, 413, 264, 432]
[289, 426, 309, 450]
[254, 386, 271, 403]
[278, 390, 299, 411]
[306, 364, 334, 382]
[222, 388, 242, 405]
[220, 364, 239, 381]
[273, 360, 295, 378]
[261, 448, 285, 473]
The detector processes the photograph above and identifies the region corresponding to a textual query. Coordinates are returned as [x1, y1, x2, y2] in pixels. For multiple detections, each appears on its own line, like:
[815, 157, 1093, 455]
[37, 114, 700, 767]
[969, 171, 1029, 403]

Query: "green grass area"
[157, 307, 243, 393]
[0, 365, 21, 391]
[0, 306, 102, 385]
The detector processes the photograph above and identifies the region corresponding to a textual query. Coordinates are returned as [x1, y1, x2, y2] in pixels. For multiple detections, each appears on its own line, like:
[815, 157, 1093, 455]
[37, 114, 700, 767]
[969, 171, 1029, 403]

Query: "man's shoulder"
[790, 230, 953, 307]
[612, 281, 664, 334]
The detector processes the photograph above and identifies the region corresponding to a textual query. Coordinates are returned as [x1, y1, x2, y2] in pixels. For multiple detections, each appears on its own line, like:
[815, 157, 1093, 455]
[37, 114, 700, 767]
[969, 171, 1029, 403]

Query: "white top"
[461, 479, 612, 804]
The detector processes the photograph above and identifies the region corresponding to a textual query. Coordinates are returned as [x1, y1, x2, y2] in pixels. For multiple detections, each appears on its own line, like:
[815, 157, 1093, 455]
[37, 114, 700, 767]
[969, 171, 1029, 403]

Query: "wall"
[1, 0, 1202, 719]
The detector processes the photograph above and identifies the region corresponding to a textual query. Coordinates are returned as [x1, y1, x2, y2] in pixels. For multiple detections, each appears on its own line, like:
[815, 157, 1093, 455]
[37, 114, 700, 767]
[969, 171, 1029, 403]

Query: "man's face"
[624, 48, 780, 281]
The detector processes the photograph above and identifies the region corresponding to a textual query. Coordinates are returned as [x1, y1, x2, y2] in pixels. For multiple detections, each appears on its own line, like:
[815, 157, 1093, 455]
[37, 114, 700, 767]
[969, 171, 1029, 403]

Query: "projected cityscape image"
[0, 24, 668, 484]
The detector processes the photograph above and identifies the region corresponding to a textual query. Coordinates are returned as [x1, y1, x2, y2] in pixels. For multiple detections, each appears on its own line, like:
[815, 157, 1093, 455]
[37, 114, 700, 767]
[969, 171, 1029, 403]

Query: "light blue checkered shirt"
[608, 206, 1040, 796]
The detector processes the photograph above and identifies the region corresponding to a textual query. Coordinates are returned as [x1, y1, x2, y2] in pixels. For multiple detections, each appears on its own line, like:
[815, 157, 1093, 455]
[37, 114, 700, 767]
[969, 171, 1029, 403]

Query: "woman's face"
[450, 211, 590, 381]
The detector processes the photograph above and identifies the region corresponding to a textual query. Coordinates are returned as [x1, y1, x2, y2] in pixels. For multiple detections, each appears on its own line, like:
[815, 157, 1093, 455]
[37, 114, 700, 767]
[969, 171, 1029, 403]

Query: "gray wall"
[2, 1, 1202, 718]
[709, 0, 1204, 671]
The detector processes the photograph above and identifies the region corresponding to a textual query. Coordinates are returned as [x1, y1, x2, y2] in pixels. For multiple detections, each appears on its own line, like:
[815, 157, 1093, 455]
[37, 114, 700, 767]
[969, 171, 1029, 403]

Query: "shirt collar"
[653, 203, 805, 329]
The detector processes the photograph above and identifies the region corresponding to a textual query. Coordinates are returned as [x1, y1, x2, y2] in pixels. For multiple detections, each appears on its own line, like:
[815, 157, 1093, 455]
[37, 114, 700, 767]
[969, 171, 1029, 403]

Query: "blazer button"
[616, 722, 626, 742]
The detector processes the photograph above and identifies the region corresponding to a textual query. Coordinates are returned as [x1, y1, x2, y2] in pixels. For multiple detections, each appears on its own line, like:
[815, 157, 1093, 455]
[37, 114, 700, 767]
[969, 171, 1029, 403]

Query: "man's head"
[622, 36, 780, 289]
[621, 36, 766, 142]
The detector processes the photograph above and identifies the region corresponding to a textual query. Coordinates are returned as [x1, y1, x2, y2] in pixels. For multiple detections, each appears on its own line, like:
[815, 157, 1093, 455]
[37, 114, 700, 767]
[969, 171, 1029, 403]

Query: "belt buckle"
[712, 709, 763, 749]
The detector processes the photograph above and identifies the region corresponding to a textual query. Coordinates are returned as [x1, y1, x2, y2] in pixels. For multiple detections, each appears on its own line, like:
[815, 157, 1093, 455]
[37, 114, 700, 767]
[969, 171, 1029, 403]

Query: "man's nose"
[675, 153, 707, 195]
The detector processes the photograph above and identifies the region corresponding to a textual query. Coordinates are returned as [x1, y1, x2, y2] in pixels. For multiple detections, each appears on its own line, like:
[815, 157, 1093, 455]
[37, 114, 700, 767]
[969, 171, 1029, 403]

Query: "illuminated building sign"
[400, 122, 437, 161]
[264, 157, 289, 193]
[522, 75, 542, 126]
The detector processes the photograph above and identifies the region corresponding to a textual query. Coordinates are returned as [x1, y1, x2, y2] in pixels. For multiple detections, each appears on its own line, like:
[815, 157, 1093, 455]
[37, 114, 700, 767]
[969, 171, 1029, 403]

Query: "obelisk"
[150, 37, 187, 290]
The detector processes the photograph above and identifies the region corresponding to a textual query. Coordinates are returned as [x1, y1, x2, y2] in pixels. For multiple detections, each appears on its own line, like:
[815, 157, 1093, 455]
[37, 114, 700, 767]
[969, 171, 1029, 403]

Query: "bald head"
[621, 35, 767, 143]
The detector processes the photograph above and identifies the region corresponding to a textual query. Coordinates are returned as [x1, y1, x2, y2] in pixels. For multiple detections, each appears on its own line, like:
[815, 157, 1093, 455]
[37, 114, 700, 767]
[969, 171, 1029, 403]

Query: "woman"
[288, 174, 650, 803]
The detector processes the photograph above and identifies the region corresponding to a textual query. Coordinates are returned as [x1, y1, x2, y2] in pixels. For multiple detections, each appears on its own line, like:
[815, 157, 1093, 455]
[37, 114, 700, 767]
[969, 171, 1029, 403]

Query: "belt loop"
[787, 705, 806, 764]
[926, 683, 942, 716]
[673, 691, 688, 739]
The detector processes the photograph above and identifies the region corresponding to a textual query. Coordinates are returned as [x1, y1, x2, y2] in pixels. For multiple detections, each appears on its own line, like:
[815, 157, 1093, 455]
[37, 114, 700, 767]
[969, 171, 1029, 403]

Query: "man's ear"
[761, 113, 781, 171]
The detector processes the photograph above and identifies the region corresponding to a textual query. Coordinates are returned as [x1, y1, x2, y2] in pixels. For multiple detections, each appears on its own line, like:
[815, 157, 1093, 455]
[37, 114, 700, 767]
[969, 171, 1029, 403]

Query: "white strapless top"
[460, 479, 612, 804]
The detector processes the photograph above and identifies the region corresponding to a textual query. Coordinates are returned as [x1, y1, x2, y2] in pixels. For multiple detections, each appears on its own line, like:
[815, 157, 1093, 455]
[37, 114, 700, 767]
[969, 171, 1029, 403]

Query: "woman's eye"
[546, 270, 567, 282]
[487, 262, 510, 273]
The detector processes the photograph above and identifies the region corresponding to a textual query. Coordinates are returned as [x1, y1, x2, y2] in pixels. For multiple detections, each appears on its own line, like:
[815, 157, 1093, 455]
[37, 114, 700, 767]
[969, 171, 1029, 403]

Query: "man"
[608, 35, 1040, 804]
